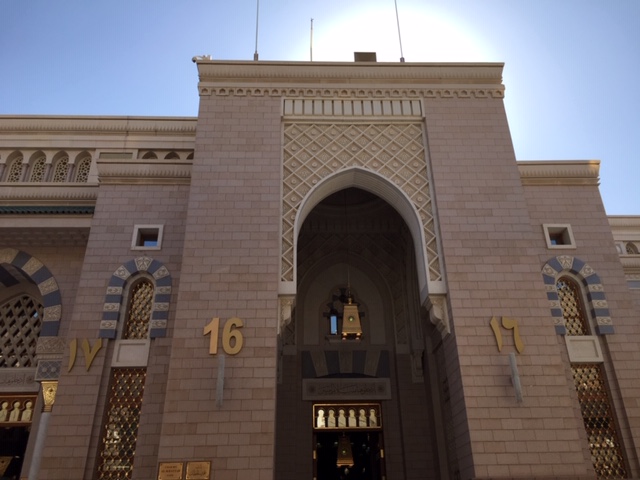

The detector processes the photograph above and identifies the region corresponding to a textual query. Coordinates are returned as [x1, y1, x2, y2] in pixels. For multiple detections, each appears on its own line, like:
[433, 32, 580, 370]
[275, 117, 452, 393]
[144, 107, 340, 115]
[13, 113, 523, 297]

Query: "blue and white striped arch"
[542, 255, 614, 335]
[99, 256, 172, 339]
[0, 248, 62, 336]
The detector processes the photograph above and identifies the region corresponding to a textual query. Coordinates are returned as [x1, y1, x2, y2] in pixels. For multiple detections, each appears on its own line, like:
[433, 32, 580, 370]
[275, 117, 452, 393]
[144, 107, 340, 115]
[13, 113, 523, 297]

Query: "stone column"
[28, 381, 57, 480]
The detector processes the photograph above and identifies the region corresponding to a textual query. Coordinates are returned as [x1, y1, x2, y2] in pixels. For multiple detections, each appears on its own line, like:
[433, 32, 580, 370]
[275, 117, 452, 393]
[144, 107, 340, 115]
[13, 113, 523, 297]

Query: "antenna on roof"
[394, 0, 405, 62]
[310, 18, 314, 61]
[253, 0, 260, 61]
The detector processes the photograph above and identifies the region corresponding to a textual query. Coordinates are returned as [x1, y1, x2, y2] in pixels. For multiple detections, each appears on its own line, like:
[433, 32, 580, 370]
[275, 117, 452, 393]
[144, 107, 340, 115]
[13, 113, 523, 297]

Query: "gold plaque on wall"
[186, 461, 211, 480]
[158, 462, 184, 480]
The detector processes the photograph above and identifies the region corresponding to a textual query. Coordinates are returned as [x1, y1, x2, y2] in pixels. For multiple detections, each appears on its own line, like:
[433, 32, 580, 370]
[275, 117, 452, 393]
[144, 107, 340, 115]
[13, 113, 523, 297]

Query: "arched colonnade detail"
[0, 248, 62, 336]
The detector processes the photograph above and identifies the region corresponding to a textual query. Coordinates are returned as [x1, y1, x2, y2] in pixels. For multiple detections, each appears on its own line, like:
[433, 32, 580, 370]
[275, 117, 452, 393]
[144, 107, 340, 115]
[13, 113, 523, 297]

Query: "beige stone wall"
[522, 180, 640, 476]
[155, 94, 282, 480]
[36, 183, 189, 479]
[425, 97, 594, 478]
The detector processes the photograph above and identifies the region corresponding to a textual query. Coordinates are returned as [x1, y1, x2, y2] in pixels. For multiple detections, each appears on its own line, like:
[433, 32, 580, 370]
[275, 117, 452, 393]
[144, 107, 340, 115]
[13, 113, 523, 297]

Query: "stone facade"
[0, 60, 639, 480]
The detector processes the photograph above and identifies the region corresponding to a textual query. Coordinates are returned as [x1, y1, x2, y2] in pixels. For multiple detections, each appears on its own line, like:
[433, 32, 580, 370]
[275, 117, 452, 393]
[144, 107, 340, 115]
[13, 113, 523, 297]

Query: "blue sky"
[1, 0, 638, 214]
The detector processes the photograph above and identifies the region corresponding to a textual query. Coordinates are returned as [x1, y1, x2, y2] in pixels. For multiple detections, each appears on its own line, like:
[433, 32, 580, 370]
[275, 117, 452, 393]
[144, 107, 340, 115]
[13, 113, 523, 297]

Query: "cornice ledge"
[608, 216, 640, 228]
[620, 257, 640, 269]
[0, 184, 98, 203]
[196, 60, 504, 85]
[0, 116, 197, 135]
[97, 159, 192, 183]
[518, 160, 600, 186]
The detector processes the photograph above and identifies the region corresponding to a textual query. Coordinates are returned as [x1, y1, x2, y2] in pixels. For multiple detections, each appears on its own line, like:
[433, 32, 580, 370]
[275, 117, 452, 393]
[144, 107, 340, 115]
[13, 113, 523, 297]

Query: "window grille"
[556, 277, 589, 336]
[572, 365, 627, 479]
[625, 242, 638, 255]
[6, 157, 23, 182]
[29, 156, 46, 182]
[74, 157, 92, 183]
[0, 295, 43, 368]
[97, 368, 146, 480]
[558, 276, 627, 478]
[51, 156, 69, 182]
[123, 280, 153, 340]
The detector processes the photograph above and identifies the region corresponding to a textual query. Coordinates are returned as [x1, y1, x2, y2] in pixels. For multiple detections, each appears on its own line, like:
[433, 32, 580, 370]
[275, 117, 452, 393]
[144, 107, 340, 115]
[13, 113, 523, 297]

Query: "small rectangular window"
[543, 224, 576, 249]
[330, 314, 338, 335]
[132, 225, 163, 250]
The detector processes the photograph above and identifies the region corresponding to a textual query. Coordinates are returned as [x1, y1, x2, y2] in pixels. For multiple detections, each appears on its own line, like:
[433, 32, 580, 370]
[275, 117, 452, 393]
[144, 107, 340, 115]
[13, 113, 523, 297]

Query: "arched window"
[122, 279, 153, 340]
[28, 155, 46, 182]
[0, 294, 43, 368]
[5, 155, 24, 182]
[556, 277, 589, 336]
[51, 155, 69, 182]
[74, 156, 92, 183]
[164, 151, 180, 160]
[556, 275, 627, 478]
[625, 242, 638, 255]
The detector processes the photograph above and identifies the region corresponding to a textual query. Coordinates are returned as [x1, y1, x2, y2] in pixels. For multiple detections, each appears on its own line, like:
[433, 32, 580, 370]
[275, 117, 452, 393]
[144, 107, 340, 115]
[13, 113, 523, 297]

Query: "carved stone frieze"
[278, 295, 295, 336]
[0, 368, 38, 392]
[425, 294, 450, 335]
[302, 378, 391, 401]
[200, 86, 504, 99]
[36, 337, 66, 357]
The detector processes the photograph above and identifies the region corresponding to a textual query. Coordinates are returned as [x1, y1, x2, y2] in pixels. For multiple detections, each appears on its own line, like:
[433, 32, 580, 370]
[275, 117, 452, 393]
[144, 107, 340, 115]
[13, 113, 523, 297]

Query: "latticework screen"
[123, 281, 153, 340]
[0, 295, 43, 368]
[572, 365, 627, 479]
[97, 368, 146, 480]
[556, 277, 589, 336]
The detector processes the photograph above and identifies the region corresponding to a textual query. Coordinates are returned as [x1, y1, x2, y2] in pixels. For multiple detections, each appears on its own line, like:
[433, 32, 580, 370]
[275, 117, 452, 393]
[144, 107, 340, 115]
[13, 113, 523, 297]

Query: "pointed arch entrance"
[274, 179, 447, 480]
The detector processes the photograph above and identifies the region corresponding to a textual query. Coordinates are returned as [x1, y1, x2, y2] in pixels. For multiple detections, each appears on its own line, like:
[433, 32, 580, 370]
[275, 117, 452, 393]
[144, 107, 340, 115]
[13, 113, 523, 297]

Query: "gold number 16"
[203, 317, 244, 355]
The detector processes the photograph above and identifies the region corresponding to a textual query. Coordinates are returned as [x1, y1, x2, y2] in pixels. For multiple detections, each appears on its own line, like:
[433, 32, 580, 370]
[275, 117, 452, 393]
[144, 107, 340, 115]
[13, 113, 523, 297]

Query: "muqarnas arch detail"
[99, 256, 172, 339]
[542, 255, 613, 335]
[0, 248, 62, 336]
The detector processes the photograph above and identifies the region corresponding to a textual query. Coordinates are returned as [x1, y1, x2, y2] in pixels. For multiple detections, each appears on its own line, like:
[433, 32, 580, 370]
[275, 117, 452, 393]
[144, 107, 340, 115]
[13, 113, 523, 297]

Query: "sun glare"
[305, 5, 493, 63]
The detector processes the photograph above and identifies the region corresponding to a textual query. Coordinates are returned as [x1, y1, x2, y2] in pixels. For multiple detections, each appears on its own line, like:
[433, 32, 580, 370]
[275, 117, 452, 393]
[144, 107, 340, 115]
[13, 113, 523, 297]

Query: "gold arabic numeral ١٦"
[501, 316, 524, 354]
[490, 316, 502, 352]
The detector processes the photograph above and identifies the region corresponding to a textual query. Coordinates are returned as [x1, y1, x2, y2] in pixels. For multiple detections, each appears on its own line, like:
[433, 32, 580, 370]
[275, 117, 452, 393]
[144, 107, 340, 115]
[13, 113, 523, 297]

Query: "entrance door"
[315, 431, 384, 480]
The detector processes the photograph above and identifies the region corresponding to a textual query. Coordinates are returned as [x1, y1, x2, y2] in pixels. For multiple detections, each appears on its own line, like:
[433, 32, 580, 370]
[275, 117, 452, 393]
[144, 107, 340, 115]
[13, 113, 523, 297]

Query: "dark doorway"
[315, 431, 383, 480]
[0, 426, 29, 479]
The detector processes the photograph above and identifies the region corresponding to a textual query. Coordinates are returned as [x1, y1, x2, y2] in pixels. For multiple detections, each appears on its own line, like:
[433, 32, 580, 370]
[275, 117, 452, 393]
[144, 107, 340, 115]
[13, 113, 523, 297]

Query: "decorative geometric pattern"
[625, 242, 638, 255]
[123, 281, 153, 340]
[556, 278, 589, 336]
[0, 248, 62, 336]
[35, 359, 62, 380]
[282, 122, 440, 284]
[571, 364, 627, 479]
[29, 156, 46, 182]
[0, 295, 43, 368]
[541, 256, 613, 335]
[6, 156, 23, 182]
[75, 157, 92, 182]
[99, 257, 172, 339]
[97, 368, 146, 480]
[51, 157, 69, 182]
